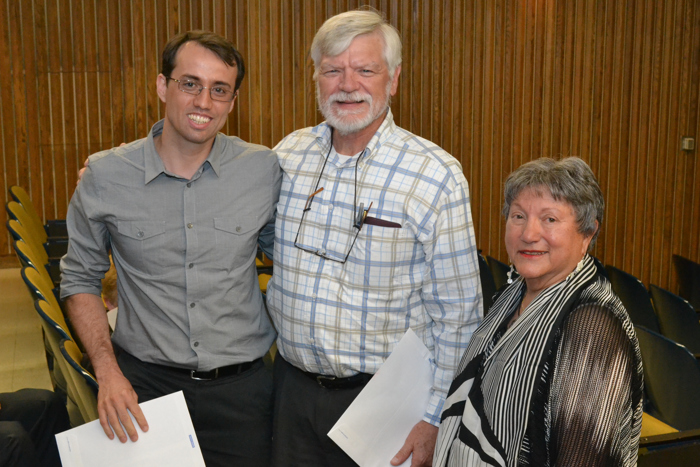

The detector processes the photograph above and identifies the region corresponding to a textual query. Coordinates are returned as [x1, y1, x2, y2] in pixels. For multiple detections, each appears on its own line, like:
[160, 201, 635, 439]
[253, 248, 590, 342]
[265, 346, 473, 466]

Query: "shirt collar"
[312, 108, 397, 163]
[144, 119, 223, 184]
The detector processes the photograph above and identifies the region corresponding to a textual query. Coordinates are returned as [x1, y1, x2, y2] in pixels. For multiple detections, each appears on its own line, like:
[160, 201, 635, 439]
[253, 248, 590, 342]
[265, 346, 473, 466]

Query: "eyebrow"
[179, 74, 233, 88]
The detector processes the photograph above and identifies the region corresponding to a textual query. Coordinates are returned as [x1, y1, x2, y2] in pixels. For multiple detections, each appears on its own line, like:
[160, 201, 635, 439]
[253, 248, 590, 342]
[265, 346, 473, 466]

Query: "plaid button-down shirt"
[267, 110, 482, 424]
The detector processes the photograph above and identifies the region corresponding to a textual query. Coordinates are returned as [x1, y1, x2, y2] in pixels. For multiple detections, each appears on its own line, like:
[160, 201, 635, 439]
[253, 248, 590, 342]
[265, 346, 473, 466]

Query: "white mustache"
[328, 91, 373, 105]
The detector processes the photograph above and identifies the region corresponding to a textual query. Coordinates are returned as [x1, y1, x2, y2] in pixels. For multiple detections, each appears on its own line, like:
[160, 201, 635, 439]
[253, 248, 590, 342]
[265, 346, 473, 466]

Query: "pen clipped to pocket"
[363, 216, 402, 228]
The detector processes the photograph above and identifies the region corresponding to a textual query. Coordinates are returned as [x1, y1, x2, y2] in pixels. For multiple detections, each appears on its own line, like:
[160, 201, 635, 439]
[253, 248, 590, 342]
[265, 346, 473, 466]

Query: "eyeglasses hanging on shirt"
[294, 132, 372, 264]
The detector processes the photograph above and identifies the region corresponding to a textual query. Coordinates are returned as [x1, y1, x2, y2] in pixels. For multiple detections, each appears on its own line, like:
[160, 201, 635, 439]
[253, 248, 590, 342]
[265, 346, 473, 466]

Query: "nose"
[193, 87, 213, 109]
[520, 218, 541, 243]
[339, 71, 359, 92]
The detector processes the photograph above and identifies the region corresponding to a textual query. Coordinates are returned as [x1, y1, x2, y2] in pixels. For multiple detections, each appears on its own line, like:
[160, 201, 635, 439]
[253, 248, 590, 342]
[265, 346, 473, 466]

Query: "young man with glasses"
[61, 31, 280, 467]
[266, 10, 482, 467]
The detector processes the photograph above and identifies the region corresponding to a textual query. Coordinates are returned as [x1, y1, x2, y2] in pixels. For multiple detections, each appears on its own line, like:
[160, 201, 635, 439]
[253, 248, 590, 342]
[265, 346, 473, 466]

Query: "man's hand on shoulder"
[96, 367, 149, 443]
[77, 143, 127, 185]
[391, 420, 439, 466]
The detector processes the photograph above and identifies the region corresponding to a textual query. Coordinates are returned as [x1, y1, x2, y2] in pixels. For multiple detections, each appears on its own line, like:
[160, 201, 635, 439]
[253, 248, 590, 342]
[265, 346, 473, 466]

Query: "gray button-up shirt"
[61, 120, 281, 370]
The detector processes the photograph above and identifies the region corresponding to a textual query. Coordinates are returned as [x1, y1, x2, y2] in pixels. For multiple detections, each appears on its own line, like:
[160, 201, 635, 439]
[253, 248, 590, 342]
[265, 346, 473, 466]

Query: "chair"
[605, 265, 660, 333]
[259, 273, 271, 294]
[649, 284, 700, 356]
[635, 326, 700, 431]
[33, 298, 85, 426]
[672, 254, 700, 312]
[21, 265, 63, 313]
[13, 239, 61, 286]
[7, 200, 49, 243]
[478, 253, 496, 314]
[487, 256, 516, 291]
[7, 218, 68, 262]
[9, 185, 68, 237]
[59, 338, 98, 423]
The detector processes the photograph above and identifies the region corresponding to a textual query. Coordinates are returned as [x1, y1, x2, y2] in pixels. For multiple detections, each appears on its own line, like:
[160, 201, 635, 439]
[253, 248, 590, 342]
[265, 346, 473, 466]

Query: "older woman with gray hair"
[434, 157, 643, 466]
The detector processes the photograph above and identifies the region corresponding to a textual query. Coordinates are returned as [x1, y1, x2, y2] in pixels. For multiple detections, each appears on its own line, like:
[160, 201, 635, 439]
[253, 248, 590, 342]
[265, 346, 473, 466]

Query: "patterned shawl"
[433, 255, 643, 466]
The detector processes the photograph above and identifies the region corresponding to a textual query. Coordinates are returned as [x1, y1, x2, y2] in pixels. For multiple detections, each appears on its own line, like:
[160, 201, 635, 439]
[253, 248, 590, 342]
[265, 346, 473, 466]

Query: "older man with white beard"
[265, 10, 482, 467]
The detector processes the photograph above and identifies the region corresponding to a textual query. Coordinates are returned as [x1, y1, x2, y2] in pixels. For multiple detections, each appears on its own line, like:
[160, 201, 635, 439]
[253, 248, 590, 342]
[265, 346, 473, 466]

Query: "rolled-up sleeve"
[60, 162, 112, 299]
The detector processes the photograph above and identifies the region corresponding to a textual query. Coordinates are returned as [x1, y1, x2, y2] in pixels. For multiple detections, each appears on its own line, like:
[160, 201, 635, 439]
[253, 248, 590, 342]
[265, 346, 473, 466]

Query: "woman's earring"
[507, 264, 515, 284]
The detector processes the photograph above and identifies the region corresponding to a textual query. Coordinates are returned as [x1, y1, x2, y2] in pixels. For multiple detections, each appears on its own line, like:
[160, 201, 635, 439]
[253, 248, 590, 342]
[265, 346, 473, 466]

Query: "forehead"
[321, 32, 386, 67]
[171, 42, 237, 84]
[513, 187, 573, 212]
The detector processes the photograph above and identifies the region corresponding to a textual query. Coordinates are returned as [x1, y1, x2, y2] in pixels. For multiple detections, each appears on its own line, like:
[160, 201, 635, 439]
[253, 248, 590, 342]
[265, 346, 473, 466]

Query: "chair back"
[478, 253, 496, 315]
[606, 265, 660, 333]
[13, 239, 60, 286]
[13, 239, 45, 270]
[59, 338, 99, 422]
[7, 218, 44, 253]
[649, 284, 700, 354]
[21, 266, 64, 315]
[258, 273, 271, 294]
[9, 185, 43, 225]
[33, 291, 72, 341]
[33, 298, 85, 426]
[6, 200, 47, 243]
[635, 326, 700, 431]
[672, 254, 700, 312]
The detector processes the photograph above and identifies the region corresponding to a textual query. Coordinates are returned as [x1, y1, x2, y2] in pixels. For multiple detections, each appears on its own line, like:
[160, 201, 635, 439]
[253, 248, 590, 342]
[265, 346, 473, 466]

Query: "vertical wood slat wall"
[1, 0, 699, 292]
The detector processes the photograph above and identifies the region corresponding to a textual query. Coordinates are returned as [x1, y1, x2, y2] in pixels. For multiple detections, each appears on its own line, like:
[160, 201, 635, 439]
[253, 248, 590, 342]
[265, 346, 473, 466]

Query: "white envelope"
[56, 391, 204, 467]
[328, 328, 434, 467]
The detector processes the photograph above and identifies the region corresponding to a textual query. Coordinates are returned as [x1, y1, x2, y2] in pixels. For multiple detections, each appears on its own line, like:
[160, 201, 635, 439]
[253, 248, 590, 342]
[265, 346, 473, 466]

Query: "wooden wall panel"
[1, 0, 700, 294]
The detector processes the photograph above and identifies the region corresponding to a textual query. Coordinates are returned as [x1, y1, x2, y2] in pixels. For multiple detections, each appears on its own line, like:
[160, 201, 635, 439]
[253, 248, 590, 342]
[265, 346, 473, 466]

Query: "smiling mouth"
[188, 114, 212, 125]
[520, 251, 547, 256]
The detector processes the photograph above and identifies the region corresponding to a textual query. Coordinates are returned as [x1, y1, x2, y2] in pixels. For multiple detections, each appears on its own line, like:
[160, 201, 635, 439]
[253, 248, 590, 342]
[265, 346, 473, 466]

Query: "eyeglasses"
[166, 77, 237, 102]
[293, 139, 372, 264]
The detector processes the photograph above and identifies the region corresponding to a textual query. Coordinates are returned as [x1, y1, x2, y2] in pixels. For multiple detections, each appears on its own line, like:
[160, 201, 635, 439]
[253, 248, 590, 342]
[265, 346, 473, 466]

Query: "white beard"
[317, 80, 392, 136]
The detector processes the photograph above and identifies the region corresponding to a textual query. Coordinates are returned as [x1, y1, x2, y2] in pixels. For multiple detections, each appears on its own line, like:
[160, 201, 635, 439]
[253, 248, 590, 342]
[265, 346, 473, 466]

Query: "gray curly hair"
[502, 157, 604, 247]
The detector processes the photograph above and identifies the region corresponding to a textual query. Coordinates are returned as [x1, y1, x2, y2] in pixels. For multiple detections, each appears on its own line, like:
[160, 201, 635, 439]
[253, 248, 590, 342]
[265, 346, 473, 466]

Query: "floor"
[0, 266, 53, 392]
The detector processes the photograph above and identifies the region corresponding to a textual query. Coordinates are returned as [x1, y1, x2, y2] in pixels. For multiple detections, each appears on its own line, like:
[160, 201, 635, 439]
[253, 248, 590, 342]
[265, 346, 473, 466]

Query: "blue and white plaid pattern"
[267, 110, 482, 424]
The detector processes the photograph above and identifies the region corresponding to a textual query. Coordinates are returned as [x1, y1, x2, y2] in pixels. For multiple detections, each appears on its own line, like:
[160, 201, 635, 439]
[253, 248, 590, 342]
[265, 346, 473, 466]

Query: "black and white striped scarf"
[434, 255, 642, 466]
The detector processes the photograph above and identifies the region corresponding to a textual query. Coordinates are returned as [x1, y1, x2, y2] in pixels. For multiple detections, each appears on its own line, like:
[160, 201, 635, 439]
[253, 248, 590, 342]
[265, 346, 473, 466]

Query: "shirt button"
[187, 223, 194, 229]
[329, 205, 334, 210]
[188, 263, 194, 269]
[193, 341, 199, 347]
[187, 182, 192, 188]
[318, 250, 326, 256]
[311, 294, 317, 300]
[190, 302, 196, 308]
[136, 231, 144, 238]
[235, 226, 241, 232]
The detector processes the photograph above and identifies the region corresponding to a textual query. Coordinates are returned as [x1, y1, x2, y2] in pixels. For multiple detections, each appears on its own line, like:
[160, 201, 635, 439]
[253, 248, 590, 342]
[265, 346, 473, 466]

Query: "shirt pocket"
[116, 220, 167, 272]
[349, 223, 416, 302]
[214, 214, 260, 271]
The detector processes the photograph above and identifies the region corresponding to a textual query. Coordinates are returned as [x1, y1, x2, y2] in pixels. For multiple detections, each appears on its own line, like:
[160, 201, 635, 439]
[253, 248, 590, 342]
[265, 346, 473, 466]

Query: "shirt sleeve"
[59, 162, 112, 299]
[421, 170, 483, 425]
[548, 303, 637, 466]
[258, 151, 282, 260]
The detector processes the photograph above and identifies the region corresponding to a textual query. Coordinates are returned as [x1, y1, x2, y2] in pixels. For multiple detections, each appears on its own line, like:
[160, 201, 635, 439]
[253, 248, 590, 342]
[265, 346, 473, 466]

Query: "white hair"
[310, 10, 402, 80]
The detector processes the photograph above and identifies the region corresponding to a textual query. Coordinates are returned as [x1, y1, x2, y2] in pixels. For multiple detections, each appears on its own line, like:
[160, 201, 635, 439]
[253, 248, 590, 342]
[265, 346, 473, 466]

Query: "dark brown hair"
[161, 30, 246, 92]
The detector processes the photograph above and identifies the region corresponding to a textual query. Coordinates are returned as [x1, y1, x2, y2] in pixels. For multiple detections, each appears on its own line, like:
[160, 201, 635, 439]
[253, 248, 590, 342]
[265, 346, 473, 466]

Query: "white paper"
[107, 307, 118, 332]
[56, 391, 205, 467]
[328, 328, 434, 467]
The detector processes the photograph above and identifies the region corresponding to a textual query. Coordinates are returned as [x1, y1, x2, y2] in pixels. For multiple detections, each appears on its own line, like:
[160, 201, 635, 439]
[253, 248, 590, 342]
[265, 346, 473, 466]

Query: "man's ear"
[228, 91, 238, 113]
[390, 65, 401, 96]
[156, 74, 168, 103]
